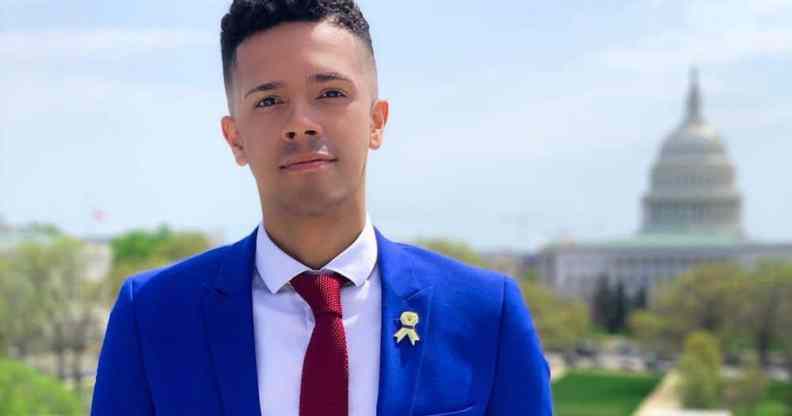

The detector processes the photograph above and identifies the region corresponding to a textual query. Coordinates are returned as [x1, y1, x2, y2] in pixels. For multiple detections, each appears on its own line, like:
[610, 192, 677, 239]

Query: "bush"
[0, 358, 83, 415]
[724, 353, 768, 415]
[677, 331, 722, 409]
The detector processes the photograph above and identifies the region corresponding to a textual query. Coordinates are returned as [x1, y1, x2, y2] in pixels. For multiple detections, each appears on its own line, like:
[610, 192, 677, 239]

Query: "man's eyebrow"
[243, 81, 285, 99]
[243, 73, 353, 98]
[310, 72, 353, 83]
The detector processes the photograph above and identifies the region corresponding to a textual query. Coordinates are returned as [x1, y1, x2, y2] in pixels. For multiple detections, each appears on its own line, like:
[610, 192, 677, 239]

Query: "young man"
[91, 1, 553, 415]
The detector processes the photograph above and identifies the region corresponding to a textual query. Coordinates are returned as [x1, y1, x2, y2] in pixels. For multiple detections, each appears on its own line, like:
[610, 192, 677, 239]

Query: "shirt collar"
[255, 214, 378, 294]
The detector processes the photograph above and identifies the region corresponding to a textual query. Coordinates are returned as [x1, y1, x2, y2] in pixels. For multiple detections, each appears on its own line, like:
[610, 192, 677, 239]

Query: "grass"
[552, 369, 661, 416]
[733, 381, 792, 416]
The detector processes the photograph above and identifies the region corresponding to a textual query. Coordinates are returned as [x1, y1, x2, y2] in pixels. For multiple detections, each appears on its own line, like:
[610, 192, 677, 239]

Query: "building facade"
[536, 71, 792, 300]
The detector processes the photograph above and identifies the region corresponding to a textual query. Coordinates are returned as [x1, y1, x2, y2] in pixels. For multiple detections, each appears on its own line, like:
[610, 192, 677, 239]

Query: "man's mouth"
[281, 158, 337, 171]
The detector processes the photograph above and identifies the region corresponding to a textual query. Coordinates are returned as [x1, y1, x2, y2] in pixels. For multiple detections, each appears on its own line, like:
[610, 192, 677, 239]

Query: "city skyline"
[3, 0, 792, 250]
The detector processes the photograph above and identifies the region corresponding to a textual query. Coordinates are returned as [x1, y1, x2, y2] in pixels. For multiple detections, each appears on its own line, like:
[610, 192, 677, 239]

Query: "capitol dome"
[640, 70, 744, 237]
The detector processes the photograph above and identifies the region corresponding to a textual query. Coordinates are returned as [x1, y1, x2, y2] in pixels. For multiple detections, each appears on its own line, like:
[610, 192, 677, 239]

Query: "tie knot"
[290, 271, 346, 317]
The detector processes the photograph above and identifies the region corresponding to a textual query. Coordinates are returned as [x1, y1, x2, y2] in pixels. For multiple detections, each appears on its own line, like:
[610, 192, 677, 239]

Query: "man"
[91, 1, 553, 415]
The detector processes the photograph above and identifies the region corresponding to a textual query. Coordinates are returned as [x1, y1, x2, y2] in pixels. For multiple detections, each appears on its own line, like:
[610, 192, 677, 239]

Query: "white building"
[536, 71, 792, 300]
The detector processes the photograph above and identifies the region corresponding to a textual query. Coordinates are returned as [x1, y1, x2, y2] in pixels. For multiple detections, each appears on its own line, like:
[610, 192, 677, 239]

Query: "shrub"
[677, 331, 722, 409]
[723, 353, 768, 415]
[0, 358, 82, 415]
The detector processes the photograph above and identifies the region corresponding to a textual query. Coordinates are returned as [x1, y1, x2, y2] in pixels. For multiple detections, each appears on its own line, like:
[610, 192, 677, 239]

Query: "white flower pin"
[394, 311, 420, 346]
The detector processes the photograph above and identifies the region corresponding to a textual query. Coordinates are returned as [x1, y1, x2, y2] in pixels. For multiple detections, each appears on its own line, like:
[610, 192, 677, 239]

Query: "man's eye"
[319, 90, 346, 99]
[255, 96, 281, 108]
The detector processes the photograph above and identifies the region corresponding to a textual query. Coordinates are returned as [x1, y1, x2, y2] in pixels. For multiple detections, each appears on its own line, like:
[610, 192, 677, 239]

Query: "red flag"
[92, 209, 107, 222]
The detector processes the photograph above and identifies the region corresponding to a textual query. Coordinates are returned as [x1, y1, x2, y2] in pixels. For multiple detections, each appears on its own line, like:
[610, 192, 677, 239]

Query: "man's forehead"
[234, 21, 369, 74]
[227, 19, 377, 106]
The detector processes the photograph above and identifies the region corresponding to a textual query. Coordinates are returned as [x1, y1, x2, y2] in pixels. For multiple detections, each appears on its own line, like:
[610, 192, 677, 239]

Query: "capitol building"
[536, 71, 792, 300]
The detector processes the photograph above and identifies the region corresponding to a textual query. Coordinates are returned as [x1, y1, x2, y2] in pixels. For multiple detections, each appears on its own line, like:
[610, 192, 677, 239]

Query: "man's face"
[221, 21, 388, 218]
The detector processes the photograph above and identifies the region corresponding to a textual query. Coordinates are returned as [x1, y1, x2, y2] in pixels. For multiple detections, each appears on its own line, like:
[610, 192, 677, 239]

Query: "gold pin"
[394, 311, 420, 346]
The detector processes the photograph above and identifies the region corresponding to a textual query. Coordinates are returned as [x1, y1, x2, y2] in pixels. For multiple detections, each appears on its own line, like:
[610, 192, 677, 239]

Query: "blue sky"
[2, 0, 791, 250]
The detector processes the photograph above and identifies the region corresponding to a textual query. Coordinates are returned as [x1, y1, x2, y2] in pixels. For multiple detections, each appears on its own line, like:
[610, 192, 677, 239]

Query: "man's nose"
[285, 129, 318, 140]
[283, 103, 321, 141]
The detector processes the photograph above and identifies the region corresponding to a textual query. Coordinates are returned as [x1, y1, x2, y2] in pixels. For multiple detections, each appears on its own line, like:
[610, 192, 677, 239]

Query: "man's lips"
[280, 158, 338, 171]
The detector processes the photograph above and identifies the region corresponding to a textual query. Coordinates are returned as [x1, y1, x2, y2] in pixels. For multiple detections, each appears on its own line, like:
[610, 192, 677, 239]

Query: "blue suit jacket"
[91, 227, 553, 415]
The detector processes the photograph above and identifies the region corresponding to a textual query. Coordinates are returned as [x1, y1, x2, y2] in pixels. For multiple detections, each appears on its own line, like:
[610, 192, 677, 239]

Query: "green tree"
[106, 225, 211, 299]
[0, 256, 14, 356]
[0, 358, 83, 415]
[774, 264, 792, 410]
[736, 261, 792, 366]
[630, 263, 744, 355]
[0, 246, 48, 358]
[611, 281, 627, 333]
[723, 352, 768, 416]
[519, 280, 590, 353]
[0, 238, 105, 397]
[591, 275, 632, 334]
[677, 331, 723, 409]
[413, 238, 489, 268]
[591, 274, 612, 330]
[522, 267, 539, 282]
[632, 286, 648, 311]
[629, 308, 686, 361]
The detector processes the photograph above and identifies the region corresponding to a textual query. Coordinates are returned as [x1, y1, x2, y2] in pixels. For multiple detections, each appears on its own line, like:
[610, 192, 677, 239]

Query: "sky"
[2, 0, 791, 251]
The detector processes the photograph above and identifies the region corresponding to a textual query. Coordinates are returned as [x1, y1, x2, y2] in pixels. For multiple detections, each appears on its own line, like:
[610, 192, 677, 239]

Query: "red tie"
[290, 271, 349, 416]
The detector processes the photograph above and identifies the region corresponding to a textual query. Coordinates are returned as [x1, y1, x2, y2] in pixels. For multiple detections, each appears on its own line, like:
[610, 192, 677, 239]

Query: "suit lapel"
[375, 228, 435, 416]
[202, 228, 261, 416]
[200, 226, 433, 416]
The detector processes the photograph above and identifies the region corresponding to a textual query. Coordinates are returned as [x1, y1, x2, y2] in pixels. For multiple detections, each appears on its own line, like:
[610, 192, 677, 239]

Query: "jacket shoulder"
[123, 244, 231, 301]
[394, 241, 512, 300]
[396, 241, 508, 279]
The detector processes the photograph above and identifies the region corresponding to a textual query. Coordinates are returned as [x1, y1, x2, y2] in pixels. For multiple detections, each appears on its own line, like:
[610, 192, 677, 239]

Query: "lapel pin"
[394, 311, 420, 346]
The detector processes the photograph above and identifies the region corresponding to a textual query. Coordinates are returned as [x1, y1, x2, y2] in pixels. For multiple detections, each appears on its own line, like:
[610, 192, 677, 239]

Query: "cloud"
[588, 0, 792, 73]
[593, 29, 792, 71]
[0, 28, 214, 62]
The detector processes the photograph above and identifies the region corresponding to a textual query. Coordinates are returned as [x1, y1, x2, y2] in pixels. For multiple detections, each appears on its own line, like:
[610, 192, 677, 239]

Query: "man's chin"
[279, 191, 349, 217]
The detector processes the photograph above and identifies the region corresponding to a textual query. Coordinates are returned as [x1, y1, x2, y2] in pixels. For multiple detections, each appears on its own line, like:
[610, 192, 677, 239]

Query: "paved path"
[633, 371, 731, 416]
[546, 353, 567, 382]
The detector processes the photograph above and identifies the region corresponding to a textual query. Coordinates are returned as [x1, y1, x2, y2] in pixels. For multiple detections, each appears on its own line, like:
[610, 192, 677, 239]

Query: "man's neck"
[261, 203, 367, 270]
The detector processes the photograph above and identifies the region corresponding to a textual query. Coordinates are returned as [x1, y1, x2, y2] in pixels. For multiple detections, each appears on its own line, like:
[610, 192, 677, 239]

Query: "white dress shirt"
[252, 215, 381, 416]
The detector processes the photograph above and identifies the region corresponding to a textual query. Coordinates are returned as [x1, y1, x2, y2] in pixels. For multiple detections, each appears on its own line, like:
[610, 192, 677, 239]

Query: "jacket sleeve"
[485, 277, 554, 416]
[91, 278, 155, 416]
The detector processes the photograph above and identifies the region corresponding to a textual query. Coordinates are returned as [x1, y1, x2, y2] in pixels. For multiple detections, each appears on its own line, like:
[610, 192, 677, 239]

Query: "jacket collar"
[204, 226, 434, 416]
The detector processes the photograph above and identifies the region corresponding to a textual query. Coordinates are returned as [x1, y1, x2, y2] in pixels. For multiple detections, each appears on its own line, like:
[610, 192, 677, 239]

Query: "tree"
[611, 281, 627, 333]
[518, 280, 590, 353]
[590, 275, 631, 334]
[522, 267, 539, 282]
[0, 246, 48, 358]
[630, 263, 744, 355]
[677, 331, 722, 409]
[628, 309, 676, 359]
[413, 238, 490, 268]
[774, 264, 792, 410]
[632, 286, 648, 310]
[591, 274, 611, 330]
[0, 358, 83, 415]
[105, 225, 211, 300]
[1, 238, 105, 394]
[723, 352, 768, 416]
[736, 261, 792, 366]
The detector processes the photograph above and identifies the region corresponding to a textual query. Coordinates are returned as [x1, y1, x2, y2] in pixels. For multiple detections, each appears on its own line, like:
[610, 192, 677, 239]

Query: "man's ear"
[221, 116, 248, 166]
[369, 99, 389, 150]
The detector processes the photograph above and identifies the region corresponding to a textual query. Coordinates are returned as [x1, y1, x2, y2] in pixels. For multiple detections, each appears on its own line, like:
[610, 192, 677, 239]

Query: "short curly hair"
[220, 0, 375, 91]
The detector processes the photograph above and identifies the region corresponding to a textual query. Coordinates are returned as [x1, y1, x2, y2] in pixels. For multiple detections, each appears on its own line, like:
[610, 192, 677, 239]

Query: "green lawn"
[552, 370, 661, 416]
[734, 381, 792, 416]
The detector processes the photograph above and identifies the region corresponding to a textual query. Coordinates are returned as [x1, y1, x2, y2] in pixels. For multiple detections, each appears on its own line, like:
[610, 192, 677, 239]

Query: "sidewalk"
[546, 353, 567, 382]
[633, 371, 731, 416]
